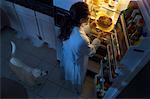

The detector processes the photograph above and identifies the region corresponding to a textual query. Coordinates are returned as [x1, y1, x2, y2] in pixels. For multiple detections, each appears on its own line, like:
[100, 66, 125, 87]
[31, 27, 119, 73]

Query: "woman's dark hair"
[58, 2, 90, 41]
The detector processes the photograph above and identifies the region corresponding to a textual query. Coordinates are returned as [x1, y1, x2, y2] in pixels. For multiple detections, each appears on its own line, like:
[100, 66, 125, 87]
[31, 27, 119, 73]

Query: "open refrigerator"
[54, 0, 149, 98]
[87, 0, 148, 98]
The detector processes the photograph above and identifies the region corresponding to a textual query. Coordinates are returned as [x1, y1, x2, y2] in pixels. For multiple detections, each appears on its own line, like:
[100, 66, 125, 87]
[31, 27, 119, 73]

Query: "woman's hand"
[97, 31, 103, 40]
[89, 21, 96, 29]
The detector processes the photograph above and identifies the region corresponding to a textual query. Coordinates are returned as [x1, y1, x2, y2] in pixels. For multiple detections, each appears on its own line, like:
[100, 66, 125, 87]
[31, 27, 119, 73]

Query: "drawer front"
[14, 4, 35, 16]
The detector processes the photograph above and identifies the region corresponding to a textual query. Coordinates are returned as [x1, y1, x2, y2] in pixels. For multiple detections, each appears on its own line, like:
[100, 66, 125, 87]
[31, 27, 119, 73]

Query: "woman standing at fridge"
[58, 2, 101, 93]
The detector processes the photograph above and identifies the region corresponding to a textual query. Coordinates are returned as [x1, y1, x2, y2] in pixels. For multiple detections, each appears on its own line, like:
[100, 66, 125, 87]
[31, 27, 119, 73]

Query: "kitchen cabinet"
[35, 12, 56, 49]
[14, 4, 43, 47]
[1, 1, 22, 32]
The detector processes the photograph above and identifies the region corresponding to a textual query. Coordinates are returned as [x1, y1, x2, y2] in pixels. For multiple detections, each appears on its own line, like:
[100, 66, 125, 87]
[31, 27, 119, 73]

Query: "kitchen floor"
[0, 27, 97, 98]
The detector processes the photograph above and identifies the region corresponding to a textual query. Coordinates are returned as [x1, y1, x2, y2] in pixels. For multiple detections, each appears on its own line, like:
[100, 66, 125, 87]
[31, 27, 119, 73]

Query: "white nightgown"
[61, 26, 100, 85]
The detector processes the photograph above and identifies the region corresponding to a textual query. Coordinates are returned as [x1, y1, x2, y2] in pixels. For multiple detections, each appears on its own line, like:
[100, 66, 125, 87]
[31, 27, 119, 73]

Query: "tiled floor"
[0, 28, 97, 98]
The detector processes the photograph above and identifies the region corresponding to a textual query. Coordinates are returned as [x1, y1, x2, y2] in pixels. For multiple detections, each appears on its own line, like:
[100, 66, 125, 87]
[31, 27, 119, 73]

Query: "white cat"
[9, 41, 48, 86]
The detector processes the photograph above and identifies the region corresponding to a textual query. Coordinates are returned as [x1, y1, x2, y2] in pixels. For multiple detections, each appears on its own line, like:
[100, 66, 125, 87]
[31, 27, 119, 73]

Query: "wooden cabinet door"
[14, 4, 39, 39]
[36, 12, 56, 49]
[2, 1, 22, 32]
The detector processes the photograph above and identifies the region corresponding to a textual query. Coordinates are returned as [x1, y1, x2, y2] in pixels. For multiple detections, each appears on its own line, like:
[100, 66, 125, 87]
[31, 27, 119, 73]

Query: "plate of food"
[96, 12, 114, 32]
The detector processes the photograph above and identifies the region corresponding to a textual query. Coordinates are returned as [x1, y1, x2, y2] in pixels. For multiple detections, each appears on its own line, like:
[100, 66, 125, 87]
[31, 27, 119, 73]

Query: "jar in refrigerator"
[109, 0, 115, 7]
[104, 0, 109, 3]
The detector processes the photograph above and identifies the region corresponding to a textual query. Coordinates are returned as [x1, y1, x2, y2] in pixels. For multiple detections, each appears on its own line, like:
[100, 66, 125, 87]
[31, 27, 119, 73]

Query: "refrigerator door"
[137, 0, 150, 36]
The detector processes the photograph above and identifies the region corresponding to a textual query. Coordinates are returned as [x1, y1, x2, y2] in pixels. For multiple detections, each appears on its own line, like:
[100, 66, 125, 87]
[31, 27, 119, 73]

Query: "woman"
[58, 2, 101, 91]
